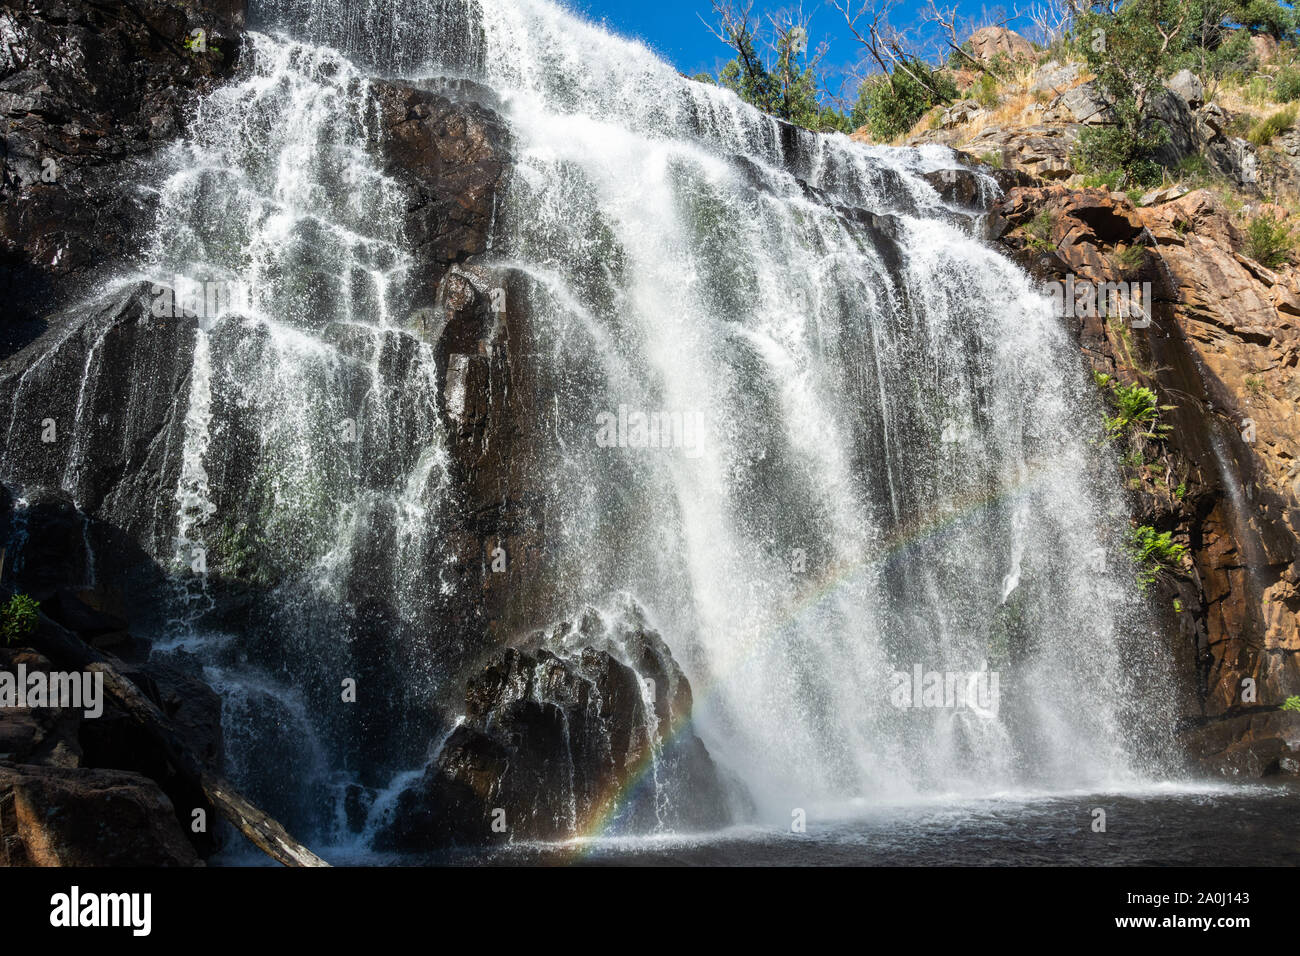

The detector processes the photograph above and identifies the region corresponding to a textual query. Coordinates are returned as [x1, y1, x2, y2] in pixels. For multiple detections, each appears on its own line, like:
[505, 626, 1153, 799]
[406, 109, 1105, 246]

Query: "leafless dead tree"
[1016, 0, 1080, 49]
[700, 0, 769, 84]
[923, 1, 1015, 75]
[829, 0, 950, 98]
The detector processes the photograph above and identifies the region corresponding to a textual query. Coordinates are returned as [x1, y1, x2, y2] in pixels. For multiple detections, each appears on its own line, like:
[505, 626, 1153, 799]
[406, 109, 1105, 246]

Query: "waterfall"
[247, 0, 1176, 809]
[2, 0, 1181, 850]
[135, 34, 456, 837]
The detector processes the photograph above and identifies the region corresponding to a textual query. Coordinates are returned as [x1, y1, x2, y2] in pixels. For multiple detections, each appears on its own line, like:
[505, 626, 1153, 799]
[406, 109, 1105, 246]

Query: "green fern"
[1103, 383, 1173, 441]
[1125, 526, 1188, 592]
[1, 593, 38, 645]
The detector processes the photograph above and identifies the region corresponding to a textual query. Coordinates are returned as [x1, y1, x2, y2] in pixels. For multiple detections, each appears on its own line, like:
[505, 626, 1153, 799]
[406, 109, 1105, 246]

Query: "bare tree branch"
[829, 0, 950, 98]
[1015, 0, 1079, 48]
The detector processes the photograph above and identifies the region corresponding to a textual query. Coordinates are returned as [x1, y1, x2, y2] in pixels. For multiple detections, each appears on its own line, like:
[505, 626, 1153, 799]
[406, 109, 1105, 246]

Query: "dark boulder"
[0, 761, 198, 866]
[1181, 710, 1300, 777]
[375, 601, 736, 848]
[0, 647, 83, 768]
[920, 165, 986, 208]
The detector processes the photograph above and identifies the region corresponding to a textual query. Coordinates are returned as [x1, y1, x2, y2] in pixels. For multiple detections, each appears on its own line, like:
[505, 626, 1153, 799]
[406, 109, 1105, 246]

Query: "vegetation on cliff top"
[695, 0, 1300, 226]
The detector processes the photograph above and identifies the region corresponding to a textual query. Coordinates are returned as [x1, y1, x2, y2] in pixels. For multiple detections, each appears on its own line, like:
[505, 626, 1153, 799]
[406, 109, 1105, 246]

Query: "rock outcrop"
[906, 39, 1266, 194]
[0, 762, 198, 866]
[966, 26, 1035, 64]
[990, 184, 1300, 775]
[375, 599, 736, 847]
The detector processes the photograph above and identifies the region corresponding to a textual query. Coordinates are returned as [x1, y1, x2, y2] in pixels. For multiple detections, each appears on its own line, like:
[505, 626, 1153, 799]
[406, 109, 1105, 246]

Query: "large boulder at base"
[0, 762, 199, 866]
[374, 599, 739, 848]
[0, 648, 83, 768]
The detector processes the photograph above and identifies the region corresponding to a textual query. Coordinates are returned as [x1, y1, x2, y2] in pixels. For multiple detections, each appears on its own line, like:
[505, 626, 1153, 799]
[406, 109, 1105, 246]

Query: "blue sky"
[565, 0, 1027, 99]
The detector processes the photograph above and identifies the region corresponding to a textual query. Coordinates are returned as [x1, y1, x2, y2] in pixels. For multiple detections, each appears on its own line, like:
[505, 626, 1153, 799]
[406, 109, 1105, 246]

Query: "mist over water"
[103, 0, 1183, 846]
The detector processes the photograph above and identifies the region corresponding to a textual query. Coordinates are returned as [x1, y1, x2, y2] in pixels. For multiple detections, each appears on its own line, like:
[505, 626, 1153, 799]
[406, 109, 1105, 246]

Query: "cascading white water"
[130, 0, 1179, 841]
[140, 35, 457, 837]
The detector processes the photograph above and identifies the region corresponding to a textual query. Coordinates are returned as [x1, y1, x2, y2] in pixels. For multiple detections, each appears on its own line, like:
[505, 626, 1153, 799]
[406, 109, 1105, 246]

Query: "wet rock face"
[375, 601, 735, 848]
[369, 78, 510, 291]
[992, 184, 1300, 774]
[0, 0, 247, 354]
[0, 282, 197, 558]
[1182, 710, 1300, 777]
[0, 1, 248, 864]
[0, 762, 198, 866]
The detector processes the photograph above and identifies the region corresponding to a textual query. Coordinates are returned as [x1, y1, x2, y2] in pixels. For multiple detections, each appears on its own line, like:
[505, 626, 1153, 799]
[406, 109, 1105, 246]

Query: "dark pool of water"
[219, 781, 1300, 866]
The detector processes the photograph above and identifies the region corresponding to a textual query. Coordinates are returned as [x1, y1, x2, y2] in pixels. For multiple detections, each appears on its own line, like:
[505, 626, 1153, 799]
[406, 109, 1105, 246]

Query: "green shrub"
[1115, 244, 1145, 272]
[1075, 124, 1166, 189]
[1245, 74, 1274, 104]
[855, 65, 957, 141]
[1, 593, 38, 646]
[1283, 695, 1300, 712]
[1126, 525, 1188, 591]
[1275, 67, 1300, 102]
[974, 73, 1000, 109]
[1174, 153, 1213, 187]
[1243, 212, 1293, 266]
[1070, 0, 1173, 190]
[1225, 111, 1254, 138]
[1023, 209, 1056, 251]
[1081, 170, 1124, 191]
[1248, 104, 1297, 145]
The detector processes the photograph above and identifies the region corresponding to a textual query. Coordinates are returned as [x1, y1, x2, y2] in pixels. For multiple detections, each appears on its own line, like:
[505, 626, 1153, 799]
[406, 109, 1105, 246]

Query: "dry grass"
[1211, 78, 1275, 129]
[887, 55, 1093, 146]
